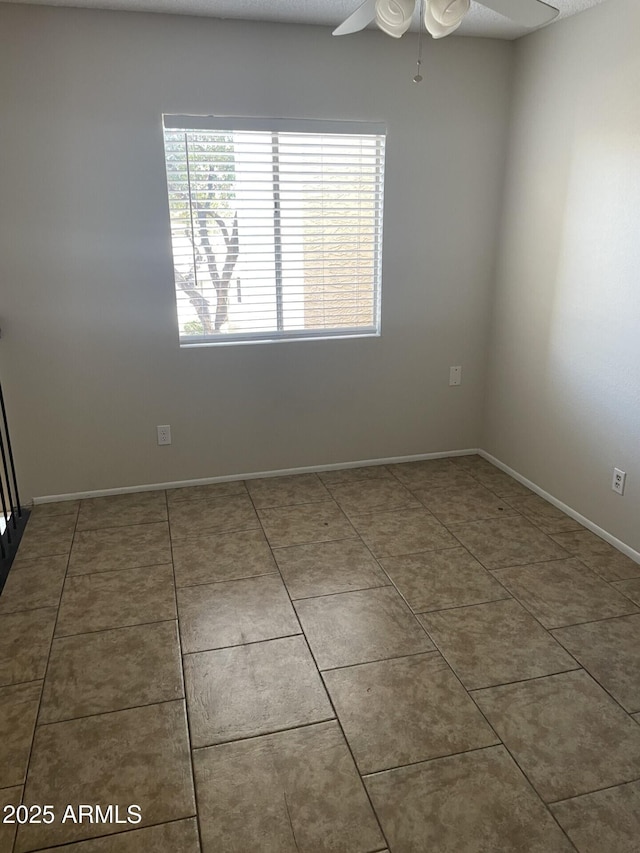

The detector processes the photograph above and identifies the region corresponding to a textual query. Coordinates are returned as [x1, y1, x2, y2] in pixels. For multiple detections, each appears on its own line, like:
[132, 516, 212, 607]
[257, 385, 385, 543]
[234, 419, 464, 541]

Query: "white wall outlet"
[449, 366, 462, 386]
[612, 467, 626, 495]
[157, 425, 172, 446]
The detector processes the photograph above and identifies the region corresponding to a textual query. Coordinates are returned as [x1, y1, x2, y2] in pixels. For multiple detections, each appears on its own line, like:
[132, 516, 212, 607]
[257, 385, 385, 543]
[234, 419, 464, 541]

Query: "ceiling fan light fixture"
[424, 0, 470, 38]
[429, 0, 470, 25]
[375, 0, 416, 38]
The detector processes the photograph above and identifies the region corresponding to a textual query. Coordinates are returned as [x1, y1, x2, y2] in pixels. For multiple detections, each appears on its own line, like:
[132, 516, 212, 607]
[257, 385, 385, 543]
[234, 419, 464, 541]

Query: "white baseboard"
[479, 450, 640, 566]
[31, 446, 639, 567]
[31, 447, 480, 504]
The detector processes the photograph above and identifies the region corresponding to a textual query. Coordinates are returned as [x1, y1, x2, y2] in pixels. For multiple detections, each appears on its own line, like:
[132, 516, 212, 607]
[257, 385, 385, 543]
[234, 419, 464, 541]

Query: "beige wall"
[0, 4, 512, 499]
[483, 0, 640, 551]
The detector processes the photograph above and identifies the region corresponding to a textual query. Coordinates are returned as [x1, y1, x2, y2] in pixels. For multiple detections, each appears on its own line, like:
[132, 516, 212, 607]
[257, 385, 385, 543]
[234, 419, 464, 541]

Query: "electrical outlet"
[157, 425, 171, 446]
[612, 468, 626, 495]
[449, 366, 462, 386]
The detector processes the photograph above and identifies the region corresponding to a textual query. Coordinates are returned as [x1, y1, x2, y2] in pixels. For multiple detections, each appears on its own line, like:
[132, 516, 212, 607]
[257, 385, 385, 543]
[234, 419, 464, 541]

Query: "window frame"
[162, 114, 386, 347]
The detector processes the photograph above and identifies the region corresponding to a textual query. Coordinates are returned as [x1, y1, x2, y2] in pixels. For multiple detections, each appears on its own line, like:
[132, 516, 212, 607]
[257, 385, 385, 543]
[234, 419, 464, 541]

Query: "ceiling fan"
[333, 0, 560, 39]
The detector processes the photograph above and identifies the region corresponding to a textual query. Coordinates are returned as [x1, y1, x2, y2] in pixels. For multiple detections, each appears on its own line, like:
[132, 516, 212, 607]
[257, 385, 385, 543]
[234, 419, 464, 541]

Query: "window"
[162, 116, 386, 345]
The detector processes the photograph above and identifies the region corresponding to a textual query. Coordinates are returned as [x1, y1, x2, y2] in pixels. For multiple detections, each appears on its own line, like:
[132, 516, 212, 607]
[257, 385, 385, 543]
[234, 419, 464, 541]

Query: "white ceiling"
[3, 0, 609, 39]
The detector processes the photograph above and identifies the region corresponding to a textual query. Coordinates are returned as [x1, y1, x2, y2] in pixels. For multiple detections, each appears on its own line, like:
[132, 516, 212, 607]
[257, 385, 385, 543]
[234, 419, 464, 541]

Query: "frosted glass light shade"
[375, 0, 416, 38]
[424, 0, 470, 38]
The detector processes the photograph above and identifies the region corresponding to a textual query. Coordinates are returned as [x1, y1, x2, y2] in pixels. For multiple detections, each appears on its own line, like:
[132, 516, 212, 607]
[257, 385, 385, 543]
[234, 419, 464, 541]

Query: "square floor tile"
[387, 459, 474, 490]
[167, 480, 246, 504]
[350, 508, 456, 558]
[68, 522, 171, 575]
[40, 621, 183, 723]
[0, 555, 67, 613]
[318, 465, 392, 486]
[613, 577, 640, 605]
[551, 530, 640, 581]
[551, 780, 640, 853]
[474, 670, 640, 802]
[0, 787, 21, 853]
[169, 494, 260, 541]
[414, 483, 514, 525]
[366, 746, 574, 852]
[295, 586, 433, 670]
[380, 547, 508, 612]
[468, 466, 532, 497]
[15, 514, 76, 561]
[0, 682, 41, 788]
[274, 538, 388, 599]
[0, 608, 57, 686]
[177, 574, 300, 654]
[419, 598, 577, 689]
[323, 653, 498, 773]
[55, 565, 176, 637]
[493, 558, 638, 628]
[35, 819, 201, 852]
[552, 615, 640, 713]
[172, 529, 276, 587]
[328, 479, 420, 517]
[504, 495, 583, 534]
[194, 721, 383, 853]
[183, 636, 332, 747]
[258, 502, 355, 547]
[16, 701, 195, 851]
[246, 473, 330, 508]
[450, 516, 569, 570]
[77, 491, 167, 531]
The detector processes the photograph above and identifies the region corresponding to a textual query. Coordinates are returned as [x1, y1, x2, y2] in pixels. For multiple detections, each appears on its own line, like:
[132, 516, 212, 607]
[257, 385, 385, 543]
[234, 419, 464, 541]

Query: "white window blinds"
[162, 116, 386, 345]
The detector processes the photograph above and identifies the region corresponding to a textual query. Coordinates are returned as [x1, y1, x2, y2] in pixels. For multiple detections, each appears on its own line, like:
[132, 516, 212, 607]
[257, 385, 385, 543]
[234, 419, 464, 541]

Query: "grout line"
[53, 616, 179, 641]
[412, 595, 514, 617]
[317, 648, 440, 674]
[191, 717, 338, 752]
[248, 484, 392, 851]
[282, 790, 301, 852]
[63, 560, 174, 579]
[73, 517, 170, 533]
[172, 524, 263, 542]
[611, 580, 640, 603]
[167, 483, 249, 502]
[429, 646, 582, 851]
[486, 567, 640, 634]
[547, 775, 640, 807]
[18, 815, 199, 851]
[35, 694, 187, 728]
[14, 500, 81, 852]
[0, 677, 43, 691]
[250, 496, 334, 512]
[175, 570, 278, 590]
[467, 667, 585, 695]
[180, 631, 304, 658]
[545, 609, 640, 631]
[270, 535, 361, 552]
[291, 583, 391, 602]
[409, 587, 581, 853]
[360, 742, 506, 779]
[50, 618, 179, 643]
[166, 488, 205, 853]
[539, 637, 640, 719]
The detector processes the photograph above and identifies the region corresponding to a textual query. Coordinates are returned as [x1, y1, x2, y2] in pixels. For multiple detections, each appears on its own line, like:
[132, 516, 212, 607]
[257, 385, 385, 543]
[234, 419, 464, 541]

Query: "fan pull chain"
[413, 0, 425, 82]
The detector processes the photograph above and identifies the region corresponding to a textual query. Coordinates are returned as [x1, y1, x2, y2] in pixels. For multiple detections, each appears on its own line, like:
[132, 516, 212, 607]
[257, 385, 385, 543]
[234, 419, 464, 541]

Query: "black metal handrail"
[0, 379, 29, 593]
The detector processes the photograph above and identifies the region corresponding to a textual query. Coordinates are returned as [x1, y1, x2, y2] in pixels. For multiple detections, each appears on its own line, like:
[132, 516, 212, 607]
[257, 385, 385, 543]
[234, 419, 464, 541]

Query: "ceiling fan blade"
[477, 0, 559, 28]
[333, 0, 377, 35]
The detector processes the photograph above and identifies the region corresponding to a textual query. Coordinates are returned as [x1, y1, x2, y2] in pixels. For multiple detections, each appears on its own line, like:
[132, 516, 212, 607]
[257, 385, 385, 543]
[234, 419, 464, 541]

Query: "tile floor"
[1, 456, 640, 851]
